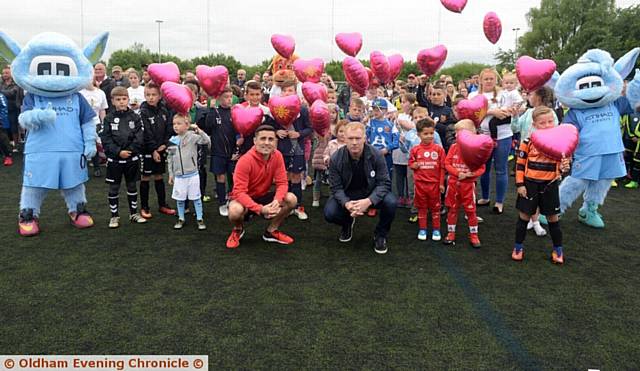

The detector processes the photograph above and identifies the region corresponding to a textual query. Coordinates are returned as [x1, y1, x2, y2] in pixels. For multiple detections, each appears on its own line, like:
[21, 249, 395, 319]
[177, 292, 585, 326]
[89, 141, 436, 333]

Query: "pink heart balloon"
[309, 100, 331, 136]
[335, 32, 363, 57]
[417, 45, 448, 77]
[148, 62, 181, 85]
[342, 57, 369, 95]
[456, 95, 489, 127]
[364, 67, 378, 87]
[370, 51, 391, 84]
[271, 34, 295, 59]
[302, 82, 328, 104]
[530, 124, 579, 161]
[293, 58, 324, 83]
[457, 130, 494, 172]
[516, 56, 557, 92]
[440, 0, 467, 13]
[268, 94, 302, 128]
[196, 65, 229, 99]
[160, 82, 193, 115]
[483, 12, 502, 44]
[231, 104, 264, 137]
[388, 54, 404, 82]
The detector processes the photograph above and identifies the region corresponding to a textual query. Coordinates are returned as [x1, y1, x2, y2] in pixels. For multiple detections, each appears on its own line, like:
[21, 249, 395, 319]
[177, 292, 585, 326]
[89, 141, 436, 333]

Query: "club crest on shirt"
[129, 121, 135, 129]
[370, 170, 376, 177]
[431, 151, 439, 160]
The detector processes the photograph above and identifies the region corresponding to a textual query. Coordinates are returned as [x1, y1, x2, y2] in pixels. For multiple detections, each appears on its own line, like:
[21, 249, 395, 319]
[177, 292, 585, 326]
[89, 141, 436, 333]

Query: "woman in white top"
[468, 68, 512, 214]
[127, 70, 145, 113]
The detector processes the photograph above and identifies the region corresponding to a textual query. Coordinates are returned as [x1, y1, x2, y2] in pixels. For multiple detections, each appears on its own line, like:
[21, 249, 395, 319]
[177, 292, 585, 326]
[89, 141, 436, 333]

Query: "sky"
[1, 0, 637, 67]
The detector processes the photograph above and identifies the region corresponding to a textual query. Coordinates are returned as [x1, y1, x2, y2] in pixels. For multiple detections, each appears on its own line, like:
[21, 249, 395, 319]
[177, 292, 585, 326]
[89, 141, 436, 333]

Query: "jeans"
[324, 192, 397, 238]
[480, 136, 511, 204]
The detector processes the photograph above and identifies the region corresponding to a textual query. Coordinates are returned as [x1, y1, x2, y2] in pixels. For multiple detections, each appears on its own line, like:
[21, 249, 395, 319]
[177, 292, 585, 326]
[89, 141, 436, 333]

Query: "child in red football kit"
[409, 118, 446, 241]
[443, 119, 484, 248]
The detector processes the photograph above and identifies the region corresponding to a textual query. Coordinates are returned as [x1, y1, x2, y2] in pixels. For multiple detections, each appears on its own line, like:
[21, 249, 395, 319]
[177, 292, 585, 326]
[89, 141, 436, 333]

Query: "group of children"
[74, 64, 640, 266]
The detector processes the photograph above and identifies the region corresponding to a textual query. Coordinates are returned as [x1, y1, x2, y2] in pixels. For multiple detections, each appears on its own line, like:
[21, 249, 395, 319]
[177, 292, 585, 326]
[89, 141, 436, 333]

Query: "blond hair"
[531, 106, 554, 122]
[172, 113, 190, 126]
[455, 119, 476, 133]
[479, 68, 501, 104]
[345, 121, 365, 134]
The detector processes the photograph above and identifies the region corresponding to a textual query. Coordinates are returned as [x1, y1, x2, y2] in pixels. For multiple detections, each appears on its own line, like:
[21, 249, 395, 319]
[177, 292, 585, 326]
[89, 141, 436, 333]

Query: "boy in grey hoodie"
[167, 114, 211, 230]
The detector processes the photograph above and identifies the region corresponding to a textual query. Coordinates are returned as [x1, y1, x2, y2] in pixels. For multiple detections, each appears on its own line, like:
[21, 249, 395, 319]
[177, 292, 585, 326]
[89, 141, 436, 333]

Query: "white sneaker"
[312, 200, 320, 207]
[527, 220, 534, 230]
[129, 213, 148, 224]
[108, 216, 120, 229]
[532, 221, 547, 236]
[219, 203, 229, 217]
[294, 206, 309, 220]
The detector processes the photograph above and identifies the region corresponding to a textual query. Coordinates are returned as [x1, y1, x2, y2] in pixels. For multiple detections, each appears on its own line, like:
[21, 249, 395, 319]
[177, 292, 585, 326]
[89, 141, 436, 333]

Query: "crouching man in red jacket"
[226, 125, 297, 249]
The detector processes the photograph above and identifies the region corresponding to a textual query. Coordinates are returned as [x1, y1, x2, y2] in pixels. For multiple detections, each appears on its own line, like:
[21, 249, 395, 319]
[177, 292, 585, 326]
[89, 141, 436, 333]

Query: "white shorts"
[171, 174, 201, 201]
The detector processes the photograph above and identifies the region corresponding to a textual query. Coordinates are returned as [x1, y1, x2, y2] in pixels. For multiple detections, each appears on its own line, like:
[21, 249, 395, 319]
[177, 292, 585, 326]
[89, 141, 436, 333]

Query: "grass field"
[1, 156, 639, 370]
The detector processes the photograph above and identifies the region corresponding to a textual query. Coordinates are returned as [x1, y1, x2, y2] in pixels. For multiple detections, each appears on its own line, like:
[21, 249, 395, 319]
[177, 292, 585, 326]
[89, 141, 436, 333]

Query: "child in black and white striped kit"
[167, 114, 211, 230]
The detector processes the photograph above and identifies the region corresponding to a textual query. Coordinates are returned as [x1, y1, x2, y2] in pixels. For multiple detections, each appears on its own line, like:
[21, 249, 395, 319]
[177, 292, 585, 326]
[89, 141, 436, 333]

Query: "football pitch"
[1, 157, 638, 370]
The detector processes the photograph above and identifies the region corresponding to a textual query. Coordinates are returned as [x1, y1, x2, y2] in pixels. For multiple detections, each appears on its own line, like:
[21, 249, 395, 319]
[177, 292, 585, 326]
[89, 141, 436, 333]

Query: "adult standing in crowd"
[324, 122, 397, 254]
[470, 68, 512, 214]
[234, 69, 247, 89]
[1, 65, 23, 151]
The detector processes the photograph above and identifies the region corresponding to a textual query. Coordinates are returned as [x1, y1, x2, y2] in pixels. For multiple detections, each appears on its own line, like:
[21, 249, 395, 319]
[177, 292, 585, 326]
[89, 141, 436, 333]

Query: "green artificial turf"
[1, 157, 638, 370]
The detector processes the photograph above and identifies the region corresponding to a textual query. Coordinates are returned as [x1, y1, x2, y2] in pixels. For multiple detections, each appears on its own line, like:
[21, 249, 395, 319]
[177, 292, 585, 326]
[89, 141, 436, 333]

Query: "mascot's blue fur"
[0, 31, 108, 236]
[552, 48, 640, 228]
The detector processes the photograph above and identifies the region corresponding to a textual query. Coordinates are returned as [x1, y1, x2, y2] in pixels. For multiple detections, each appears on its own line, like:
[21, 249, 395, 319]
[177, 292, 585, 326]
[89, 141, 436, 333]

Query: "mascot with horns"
[0, 31, 109, 236]
[553, 47, 640, 228]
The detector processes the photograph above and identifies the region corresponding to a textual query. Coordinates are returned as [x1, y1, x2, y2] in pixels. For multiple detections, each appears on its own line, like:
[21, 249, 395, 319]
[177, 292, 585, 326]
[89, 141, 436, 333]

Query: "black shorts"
[243, 191, 276, 221]
[283, 155, 306, 174]
[516, 179, 560, 216]
[105, 157, 140, 184]
[210, 155, 236, 175]
[141, 153, 167, 175]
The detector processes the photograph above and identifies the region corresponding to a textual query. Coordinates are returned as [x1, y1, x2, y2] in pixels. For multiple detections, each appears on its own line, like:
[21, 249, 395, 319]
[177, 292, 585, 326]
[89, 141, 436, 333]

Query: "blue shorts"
[210, 155, 236, 175]
[284, 155, 306, 174]
[571, 153, 626, 180]
[23, 151, 88, 189]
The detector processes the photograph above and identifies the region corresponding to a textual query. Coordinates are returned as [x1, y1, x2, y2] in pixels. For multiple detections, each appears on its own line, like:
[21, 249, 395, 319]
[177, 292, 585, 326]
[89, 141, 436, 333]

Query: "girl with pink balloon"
[311, 103, 340, 207]
[469, 68, 512, 214]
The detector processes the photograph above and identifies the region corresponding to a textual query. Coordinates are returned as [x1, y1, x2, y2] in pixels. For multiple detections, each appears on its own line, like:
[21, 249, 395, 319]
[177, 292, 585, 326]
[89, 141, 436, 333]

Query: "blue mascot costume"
[0, 31, 109, 236]
[554, 48, 640, 228]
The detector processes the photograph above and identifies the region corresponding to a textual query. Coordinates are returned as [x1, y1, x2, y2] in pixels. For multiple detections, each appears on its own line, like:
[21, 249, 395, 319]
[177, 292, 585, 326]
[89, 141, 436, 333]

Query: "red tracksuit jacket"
[231, 147, 288, 214]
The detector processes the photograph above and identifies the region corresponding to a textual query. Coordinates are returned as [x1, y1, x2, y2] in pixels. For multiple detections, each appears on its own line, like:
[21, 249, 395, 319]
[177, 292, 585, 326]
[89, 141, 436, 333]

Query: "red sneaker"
[18, 209, 39, 237]
[159, 206, 177, 216]
[69, 212, 94, 229]
[226, 228, 245, 249]
[140, 209, 153, 219]
[511, 248, 524, 261]
[3, 156, 13, 166]
[367, 208, 377, 217]
[263, 229, 294, 245]
[469, 233, 481, 248]
[551, 248, 564, 265]
[443, 232, 456, 245]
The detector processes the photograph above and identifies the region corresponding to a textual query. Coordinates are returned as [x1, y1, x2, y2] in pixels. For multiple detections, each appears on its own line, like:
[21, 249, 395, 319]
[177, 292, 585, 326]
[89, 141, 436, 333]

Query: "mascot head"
[553, 48, 639, 109]
[0, 31, 108, 97]
[270, 53, 298, 87]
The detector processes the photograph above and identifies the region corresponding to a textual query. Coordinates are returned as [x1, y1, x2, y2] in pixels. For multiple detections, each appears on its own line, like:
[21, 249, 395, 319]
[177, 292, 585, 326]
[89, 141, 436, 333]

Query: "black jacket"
[328, 143, 392, 207]
[197, 106, 238, 158]
[140, 101, 173, 153]
[100, 108, 144, 161]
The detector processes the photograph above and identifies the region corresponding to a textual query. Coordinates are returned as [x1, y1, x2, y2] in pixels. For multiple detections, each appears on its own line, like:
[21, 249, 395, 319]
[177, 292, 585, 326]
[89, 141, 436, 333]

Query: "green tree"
[190, 53, 243, 77]
[438, 62, 491, 84]
[609, 4, 640, 64]
[494, 48, 517, 73]
[519, 0, 617, 71]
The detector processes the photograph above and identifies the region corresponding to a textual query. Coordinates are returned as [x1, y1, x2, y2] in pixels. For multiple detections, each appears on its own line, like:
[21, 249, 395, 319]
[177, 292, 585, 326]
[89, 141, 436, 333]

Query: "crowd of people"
[2, 60, 639, 264]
